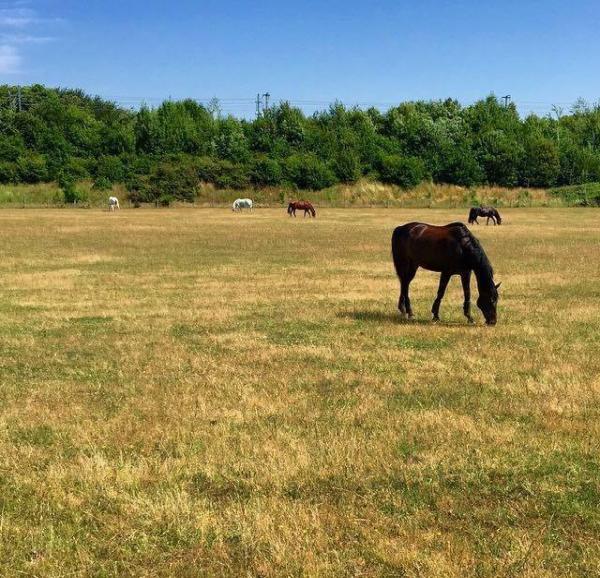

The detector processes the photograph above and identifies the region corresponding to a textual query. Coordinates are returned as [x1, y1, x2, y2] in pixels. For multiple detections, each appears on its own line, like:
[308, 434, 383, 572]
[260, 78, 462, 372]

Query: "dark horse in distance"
[468, 206, 502, 225]
[288, 201, 316, 218]
[392, 222, 501, 325]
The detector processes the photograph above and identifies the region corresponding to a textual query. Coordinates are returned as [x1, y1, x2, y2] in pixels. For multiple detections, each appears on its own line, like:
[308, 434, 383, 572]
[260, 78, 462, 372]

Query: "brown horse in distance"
[468, 206, 502, 225]
[392, 222, 501, 325]
[288, 201, 316, 218]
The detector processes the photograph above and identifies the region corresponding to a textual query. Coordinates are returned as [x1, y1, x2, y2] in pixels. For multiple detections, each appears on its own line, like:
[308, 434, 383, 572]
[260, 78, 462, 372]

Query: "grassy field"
[0, 207, 598, 577]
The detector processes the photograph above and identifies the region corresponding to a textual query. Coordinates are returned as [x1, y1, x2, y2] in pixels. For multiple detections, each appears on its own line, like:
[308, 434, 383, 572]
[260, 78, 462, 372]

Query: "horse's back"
[392, 221, 471, 272]
[394, 221, 466, 236]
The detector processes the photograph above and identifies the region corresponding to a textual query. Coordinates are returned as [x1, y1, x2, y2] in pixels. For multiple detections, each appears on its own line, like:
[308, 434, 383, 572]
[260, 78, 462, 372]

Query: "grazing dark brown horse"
[392, 222, 501, 325]
[468, 206, 502, 225]
[288, 201, 316, 218]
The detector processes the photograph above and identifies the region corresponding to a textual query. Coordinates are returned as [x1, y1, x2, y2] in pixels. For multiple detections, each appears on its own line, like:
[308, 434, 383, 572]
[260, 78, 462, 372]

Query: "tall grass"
[0, 179, 583, 208]
[0, 182, 127, 208]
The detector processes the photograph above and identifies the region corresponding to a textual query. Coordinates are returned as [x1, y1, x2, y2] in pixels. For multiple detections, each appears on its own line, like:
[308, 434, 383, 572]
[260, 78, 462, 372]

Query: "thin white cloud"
[0, 43, 20, 72]
[0, 7, 36, 28]
[0, 33, 54, 43]
[0, 2, 62, 73]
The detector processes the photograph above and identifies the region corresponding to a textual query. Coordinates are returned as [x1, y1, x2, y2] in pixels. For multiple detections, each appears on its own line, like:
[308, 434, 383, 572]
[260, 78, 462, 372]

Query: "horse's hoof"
[432, 316, 440, 322]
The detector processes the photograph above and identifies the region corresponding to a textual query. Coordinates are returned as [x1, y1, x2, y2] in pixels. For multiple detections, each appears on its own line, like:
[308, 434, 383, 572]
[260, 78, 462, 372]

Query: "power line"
[1, 90, 597, 119]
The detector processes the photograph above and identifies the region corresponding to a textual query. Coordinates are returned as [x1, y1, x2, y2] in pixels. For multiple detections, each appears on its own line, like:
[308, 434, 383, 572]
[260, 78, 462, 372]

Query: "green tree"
[377, 155, 428, 188]
[147, 158, 199, 202]
[251, 156, 283, 186]
[284, 154, 335, 190]
[521, 137, 560, 187]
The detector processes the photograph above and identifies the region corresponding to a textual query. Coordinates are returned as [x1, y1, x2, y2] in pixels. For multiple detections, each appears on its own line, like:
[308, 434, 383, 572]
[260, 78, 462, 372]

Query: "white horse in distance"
[232, 198, 253, 212]
[108, 196, 120, 211]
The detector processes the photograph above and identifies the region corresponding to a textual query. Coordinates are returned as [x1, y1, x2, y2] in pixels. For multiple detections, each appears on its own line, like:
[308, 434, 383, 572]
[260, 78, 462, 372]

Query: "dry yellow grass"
[0, 207, 598, 577]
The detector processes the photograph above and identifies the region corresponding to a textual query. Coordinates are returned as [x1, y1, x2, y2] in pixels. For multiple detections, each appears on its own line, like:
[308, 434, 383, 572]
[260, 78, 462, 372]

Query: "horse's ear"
[495, 282, 502, 290]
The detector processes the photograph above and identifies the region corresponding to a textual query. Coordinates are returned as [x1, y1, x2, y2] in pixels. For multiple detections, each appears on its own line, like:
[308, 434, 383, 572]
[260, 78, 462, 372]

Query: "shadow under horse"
[468, 206, 502, 225]
[391, 222, 501, 325]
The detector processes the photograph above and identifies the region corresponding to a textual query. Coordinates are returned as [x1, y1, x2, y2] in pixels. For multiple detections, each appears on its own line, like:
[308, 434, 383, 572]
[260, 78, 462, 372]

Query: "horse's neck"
[473, 263, 494, 293]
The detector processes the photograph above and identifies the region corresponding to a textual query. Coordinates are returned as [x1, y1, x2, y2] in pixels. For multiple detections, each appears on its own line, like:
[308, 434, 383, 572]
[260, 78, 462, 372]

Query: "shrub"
[0, 162, 17, 184]
[158, 193, 174, 206]
[284, 154, 336, 190]
[333, 152, 361, 183]
[521, 138, 560, 187]
[213, 161, 250, 190]
[64, 157, 91, 181]
[196, 157, 220, 183]
[0, 136, 24, 162]
[251, 156, 283, 186]
[92, 176, 112, 191]
[59, 173, 86, 204]
[95, 156, 125, 183]
[147, 159, 199, 202]
[548, 182, 600, 206]
[17, 153, 49, 184]
[377, 155, 427, 188]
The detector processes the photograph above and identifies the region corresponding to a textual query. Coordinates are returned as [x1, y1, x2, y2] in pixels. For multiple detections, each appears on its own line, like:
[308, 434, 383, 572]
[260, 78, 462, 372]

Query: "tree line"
[1, 84, 600, 204]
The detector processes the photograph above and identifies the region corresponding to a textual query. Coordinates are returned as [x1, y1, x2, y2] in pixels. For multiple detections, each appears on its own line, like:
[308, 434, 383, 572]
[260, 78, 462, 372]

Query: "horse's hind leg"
[461, 271, 474, 323]
[398, 284, 406, 317]
[432, 272, 451, 321]
[400, 266, 418, 319]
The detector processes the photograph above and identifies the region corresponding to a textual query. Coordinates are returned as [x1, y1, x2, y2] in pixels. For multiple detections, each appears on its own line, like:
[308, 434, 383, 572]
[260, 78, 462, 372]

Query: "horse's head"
[468, 208, 477, 223]
[495, 212, 502, 225]
[477, 282, 501, 325]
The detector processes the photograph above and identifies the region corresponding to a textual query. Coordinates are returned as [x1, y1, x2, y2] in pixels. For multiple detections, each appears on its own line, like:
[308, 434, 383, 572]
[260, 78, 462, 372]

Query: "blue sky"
[1, 0, 599, 116]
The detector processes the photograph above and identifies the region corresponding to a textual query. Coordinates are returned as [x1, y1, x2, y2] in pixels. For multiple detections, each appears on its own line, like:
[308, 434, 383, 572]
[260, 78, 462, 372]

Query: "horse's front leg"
[461, 271, 474, 323]
[432, 272, 451, 321]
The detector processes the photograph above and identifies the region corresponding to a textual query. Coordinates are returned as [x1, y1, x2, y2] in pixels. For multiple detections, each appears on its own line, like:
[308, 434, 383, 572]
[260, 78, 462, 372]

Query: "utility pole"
[263, 92, 270, 111]
[501, 95, 511, 108]
[552, 105, 563, 147]
[255, 93, 263, 118]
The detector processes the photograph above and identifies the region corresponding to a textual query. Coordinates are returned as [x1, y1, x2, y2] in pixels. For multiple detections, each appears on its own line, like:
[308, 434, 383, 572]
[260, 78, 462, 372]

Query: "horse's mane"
[456, 225, 494, 278]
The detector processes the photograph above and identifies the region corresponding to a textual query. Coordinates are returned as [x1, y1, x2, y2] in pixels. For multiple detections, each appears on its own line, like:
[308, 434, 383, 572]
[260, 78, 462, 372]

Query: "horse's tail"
[391, 225, 410, 278]
[493, 209, 502, 224]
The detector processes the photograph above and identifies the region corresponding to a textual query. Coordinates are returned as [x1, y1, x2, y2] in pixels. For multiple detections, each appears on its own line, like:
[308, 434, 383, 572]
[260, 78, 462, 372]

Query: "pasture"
[0, 207, 598, 577]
